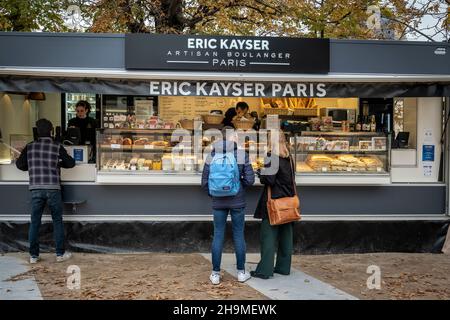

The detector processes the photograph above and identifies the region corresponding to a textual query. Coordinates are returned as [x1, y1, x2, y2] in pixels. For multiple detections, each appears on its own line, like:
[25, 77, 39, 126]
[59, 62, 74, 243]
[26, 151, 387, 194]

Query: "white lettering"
[220, 82, 233, 96]
[179, 82, 191, 95]
[150, 81, 160, 95]
[232, 83, 242, 96]
[196, 82, 208, 96]
[297, 83, 307, 97]
[187, 38, 195, 49]
[161, 81, 172, 95]
[255, 83, 265, 97]
[244, 82, 254, 96]
[272, 83, 282, 96]
[283, 83, 295, 96]
[316, 83, 327, 97]
[209, 83, 222, 96]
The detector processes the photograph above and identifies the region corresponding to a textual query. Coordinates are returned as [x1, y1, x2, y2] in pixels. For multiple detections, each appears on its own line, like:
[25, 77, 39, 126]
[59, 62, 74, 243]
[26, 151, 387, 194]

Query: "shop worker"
[201, 126, 255, 285]
[16, 119, 75, 264]
[233, 101, 254, 122]
[68, 100, 97, 145]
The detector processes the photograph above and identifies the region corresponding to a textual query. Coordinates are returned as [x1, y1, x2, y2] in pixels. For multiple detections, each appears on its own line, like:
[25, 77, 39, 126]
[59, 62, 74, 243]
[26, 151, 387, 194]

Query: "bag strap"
[289, 155, 297, 196]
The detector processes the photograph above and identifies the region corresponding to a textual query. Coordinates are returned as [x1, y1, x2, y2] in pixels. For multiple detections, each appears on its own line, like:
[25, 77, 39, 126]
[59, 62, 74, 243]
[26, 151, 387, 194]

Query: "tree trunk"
[155, 0, 185, 34]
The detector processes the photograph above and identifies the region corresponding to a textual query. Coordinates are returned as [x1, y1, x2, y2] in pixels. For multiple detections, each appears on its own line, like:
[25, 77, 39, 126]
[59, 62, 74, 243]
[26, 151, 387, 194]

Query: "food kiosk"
[0, 32, 449, 223]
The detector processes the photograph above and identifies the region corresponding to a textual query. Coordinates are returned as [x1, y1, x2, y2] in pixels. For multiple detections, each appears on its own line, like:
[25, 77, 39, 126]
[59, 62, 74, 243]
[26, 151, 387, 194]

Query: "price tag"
[321, 167, 328, 172]
[347, 167, 352, 172]
[377, 167, 382, 172]
[111, 144, 121, 149]
[144, 144, 154, 149]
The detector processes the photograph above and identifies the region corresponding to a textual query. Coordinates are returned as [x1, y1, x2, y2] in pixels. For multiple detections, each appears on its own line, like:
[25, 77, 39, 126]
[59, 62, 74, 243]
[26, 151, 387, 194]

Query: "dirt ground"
[294, 253, 450, 300]
[7, 253, 267, 300]
[5, 252, 450, 300]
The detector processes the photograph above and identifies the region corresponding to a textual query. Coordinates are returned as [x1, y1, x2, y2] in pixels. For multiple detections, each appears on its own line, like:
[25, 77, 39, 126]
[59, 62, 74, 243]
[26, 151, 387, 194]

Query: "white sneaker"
[56, 252, 72, 262]
[209, 272, 221, 285]
[29, 256, 40, 264]
[237, 270, 251, 283]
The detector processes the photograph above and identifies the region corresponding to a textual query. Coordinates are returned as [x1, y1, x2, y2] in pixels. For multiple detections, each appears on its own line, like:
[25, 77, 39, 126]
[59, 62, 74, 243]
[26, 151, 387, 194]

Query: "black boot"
[250, 270, 270, 280]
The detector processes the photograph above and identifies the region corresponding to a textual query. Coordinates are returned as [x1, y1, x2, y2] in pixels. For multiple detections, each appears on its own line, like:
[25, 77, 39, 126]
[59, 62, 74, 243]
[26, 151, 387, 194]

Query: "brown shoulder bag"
[266, 156, 301, 225]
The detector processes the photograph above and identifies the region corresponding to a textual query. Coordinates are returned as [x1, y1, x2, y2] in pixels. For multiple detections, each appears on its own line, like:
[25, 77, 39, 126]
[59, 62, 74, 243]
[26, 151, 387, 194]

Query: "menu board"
[159, 97, 231, 124]
[158, 96, 264, 124]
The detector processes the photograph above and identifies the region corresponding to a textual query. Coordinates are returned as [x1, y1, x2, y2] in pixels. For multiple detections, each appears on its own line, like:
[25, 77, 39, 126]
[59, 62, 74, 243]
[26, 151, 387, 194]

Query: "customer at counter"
[16, 119, 75, 264]
[67, 100, 97, 145]
[222, 107, 237, 128]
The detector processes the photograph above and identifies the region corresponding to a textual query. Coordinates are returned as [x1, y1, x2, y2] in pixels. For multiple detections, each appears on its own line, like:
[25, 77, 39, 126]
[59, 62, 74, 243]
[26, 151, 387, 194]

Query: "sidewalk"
[202, 253, 357, 300]
[1, 252, 449, 300]
[0, 255, 42, 300]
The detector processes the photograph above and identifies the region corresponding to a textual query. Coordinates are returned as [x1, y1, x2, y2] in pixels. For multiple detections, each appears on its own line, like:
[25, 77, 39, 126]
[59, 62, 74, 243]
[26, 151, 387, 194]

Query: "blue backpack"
[208, 152, 241, 197]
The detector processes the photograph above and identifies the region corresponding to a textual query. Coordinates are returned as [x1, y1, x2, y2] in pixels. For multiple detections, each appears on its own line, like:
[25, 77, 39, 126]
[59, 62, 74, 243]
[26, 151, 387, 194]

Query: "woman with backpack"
[201, 127, 255, 285]
[252, 129, 297, 279]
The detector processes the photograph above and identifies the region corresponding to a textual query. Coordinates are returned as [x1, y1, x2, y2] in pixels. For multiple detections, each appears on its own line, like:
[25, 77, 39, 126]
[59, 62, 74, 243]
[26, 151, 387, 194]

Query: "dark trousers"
[29, 189, 65, 257]
[255, 218, 293, 276]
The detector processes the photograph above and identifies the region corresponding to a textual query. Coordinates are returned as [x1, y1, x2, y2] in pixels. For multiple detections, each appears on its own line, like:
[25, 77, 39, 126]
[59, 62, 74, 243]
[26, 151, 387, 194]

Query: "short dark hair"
[236, 102, 249, 111]
[75, 100, 91, 113]
[36, 118, 53, 137]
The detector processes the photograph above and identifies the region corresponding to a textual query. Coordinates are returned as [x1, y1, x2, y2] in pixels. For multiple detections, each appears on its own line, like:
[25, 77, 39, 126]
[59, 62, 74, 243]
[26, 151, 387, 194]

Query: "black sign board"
[125, 34, 330, 74]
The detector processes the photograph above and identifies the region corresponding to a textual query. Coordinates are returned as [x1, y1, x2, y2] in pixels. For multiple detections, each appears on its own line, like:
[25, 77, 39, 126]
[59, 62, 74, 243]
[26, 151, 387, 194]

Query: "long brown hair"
[268, 129, 290, 158]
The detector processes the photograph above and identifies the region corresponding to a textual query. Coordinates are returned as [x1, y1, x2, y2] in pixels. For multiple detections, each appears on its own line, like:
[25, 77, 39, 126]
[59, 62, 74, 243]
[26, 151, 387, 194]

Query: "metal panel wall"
[0, 32, 449, 75]
[0, 184, 445, 216]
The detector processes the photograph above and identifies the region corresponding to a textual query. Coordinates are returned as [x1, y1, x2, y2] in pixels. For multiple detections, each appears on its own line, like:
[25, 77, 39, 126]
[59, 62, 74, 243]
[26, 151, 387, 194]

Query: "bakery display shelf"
[296, 150, 387, 154]
[301, 131, 382, 137]
[102, 129, 179, 135]
[100, 146, 171, 153]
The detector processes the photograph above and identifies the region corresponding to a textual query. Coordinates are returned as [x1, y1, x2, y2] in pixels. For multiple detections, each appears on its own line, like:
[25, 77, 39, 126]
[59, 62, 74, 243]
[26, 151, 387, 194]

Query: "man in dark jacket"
[16, 119, 76, 264]
[201, 127, 255, 285]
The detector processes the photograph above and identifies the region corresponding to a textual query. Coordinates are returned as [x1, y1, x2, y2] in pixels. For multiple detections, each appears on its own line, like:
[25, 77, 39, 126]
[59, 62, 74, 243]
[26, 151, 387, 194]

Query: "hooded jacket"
[201, 140, 255, 209]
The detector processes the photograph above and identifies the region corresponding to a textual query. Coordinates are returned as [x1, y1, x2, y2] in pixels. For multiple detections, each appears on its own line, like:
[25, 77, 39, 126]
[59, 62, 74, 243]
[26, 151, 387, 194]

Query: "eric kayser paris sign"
[125, 34, 330, 74]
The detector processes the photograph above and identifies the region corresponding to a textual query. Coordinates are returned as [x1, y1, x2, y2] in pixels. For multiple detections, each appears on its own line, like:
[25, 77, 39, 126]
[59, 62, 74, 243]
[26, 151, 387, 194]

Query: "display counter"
[0, 163, 96, 182]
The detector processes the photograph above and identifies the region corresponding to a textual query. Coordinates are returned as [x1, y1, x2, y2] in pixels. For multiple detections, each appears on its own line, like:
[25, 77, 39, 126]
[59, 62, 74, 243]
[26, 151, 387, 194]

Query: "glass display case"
[291, 131, 390, 174]
[97, 129, 204, 174]
[97, 129, 390, 177]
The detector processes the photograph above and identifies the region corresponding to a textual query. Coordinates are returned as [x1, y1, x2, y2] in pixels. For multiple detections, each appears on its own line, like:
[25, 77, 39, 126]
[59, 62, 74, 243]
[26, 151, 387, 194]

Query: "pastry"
[151, 140, 169, 147]
[337, 155, 358, 163]
[123, 138, 132, 146]
[144, 160, 153, 168]
[134, 138, 149, 145]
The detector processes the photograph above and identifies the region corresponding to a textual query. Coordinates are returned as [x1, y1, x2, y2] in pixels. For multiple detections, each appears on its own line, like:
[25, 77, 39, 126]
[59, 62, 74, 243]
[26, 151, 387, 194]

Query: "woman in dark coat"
[252, 130, 297, 279]
[222, 107, 237, 128]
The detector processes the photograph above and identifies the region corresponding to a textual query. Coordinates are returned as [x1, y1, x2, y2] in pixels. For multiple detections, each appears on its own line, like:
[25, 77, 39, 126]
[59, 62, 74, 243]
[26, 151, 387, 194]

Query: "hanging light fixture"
[27, 92, 46, 100]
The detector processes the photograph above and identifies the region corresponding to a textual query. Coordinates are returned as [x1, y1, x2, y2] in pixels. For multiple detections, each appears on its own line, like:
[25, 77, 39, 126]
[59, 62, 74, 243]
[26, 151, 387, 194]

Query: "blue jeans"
[29, 190, 65, 257]
[211, 208, 246, 272]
